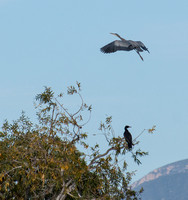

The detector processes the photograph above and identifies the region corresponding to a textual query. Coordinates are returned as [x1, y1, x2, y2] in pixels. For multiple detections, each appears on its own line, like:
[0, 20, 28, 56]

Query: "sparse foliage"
[0, 83, 153, 200]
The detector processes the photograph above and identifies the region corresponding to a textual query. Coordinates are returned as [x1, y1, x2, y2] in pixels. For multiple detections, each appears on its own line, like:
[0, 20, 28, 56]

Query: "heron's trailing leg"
[136, 51, 144, 61]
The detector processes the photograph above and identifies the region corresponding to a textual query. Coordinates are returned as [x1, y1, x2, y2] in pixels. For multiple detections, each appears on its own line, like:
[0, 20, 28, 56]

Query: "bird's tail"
[127, 142, 135, 150]
[128, 143, 132, 149]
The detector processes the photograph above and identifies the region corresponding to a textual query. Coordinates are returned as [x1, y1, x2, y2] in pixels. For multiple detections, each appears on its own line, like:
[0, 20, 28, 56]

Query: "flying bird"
[100, 33, 150, 61]
[124, 125, 133, 149]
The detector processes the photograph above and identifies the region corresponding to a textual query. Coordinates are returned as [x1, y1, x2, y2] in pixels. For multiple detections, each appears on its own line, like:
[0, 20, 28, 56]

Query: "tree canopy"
[0, 82, 155, 200]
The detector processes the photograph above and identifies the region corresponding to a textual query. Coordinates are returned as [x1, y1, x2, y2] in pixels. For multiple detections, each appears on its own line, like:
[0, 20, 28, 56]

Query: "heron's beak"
[110, 33, 116, 35]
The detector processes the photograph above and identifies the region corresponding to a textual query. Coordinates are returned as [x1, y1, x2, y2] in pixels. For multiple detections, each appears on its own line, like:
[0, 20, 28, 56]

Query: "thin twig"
[55, 97, 82, 129]
[72, 93, 84, 117]
[79, 110, 91, 127]
[111, 126, 115, 137]
[133, 129, 146, 142]
[3, 166, 22, 176]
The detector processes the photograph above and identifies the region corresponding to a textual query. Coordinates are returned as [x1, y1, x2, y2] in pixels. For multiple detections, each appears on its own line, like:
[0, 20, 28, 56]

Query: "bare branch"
[50, 103, 56, 135]
[72, 93, 84, 117]
[133, 129, 146, 142]
[3, 166, 22, 177]
[88, 147, 117, 170]
[56, 186, 65, 200]
[79, 110, 91, 127]
[55, 97, 82, 129]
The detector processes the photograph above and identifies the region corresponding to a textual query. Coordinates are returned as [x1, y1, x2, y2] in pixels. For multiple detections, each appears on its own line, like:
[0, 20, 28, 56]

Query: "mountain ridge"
[132, 159, 188, 200]
[132, 158, 188, 188]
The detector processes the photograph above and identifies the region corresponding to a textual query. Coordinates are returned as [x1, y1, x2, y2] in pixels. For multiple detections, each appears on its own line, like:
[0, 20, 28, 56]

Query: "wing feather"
[100, 40, 132, 54]
[136, 41, 150, 53]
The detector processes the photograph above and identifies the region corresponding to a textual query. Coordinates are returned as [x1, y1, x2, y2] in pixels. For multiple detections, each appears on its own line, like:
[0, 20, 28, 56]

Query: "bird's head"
[110, 33, 118, 36]
[125, 125, 131, 129]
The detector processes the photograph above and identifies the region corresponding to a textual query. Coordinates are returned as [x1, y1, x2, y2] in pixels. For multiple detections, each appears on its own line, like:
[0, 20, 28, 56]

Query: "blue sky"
[1, 0, 188, 183]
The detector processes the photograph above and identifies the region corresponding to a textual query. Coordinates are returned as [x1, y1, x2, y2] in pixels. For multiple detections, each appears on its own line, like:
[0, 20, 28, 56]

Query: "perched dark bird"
[100, 33, 150, 61]
[124, 125, 133, 149]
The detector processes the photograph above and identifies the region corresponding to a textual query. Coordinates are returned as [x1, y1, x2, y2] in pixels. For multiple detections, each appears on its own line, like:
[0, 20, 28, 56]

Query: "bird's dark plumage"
[100, 40, 133, 53]
[135, 41, 150, 53]
[124, 125, 133, 149]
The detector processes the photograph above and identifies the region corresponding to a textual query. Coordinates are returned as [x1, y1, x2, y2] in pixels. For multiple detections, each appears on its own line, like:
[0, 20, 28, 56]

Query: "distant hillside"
[132, 159, 188, 200]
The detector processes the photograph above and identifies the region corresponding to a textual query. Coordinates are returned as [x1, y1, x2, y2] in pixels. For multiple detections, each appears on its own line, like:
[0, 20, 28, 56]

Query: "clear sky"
[1, 0, 188, 183]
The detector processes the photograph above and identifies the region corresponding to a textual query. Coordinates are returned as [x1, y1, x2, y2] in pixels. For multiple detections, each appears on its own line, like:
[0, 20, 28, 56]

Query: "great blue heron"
[124, 125, 133, 149]
[101, 33, 150, 61]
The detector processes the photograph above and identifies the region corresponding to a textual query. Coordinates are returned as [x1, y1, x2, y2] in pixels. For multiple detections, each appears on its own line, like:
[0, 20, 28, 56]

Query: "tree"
[0, 82, 155, 200]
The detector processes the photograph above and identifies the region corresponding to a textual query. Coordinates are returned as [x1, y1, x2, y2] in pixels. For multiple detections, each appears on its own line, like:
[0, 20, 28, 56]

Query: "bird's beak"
[110, 33, 116, 35]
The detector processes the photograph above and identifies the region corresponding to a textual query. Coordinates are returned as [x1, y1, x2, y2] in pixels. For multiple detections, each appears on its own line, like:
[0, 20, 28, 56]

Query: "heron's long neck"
[115, 34, 126, 41]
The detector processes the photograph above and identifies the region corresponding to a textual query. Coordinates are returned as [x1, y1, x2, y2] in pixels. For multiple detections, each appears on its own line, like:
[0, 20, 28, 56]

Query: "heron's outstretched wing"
[100, 40, 132, 54]
[136, 41, 150, 53]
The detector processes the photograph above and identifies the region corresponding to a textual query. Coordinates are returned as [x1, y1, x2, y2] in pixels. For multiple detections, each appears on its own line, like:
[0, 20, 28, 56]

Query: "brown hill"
[132, 159, 188, 200]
